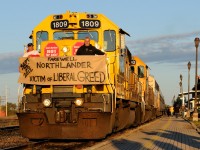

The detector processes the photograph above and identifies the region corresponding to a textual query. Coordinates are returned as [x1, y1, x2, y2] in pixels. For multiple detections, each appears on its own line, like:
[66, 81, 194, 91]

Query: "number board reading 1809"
[51, 20, 69, 29]
[79, 19, 101, 28]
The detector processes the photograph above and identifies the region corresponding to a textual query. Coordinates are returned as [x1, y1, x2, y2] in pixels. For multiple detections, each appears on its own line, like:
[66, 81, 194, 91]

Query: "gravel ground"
[0, 129, 29, 149]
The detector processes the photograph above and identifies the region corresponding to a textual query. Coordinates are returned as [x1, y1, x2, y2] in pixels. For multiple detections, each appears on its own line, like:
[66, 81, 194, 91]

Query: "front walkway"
[84, 117, 200, 150]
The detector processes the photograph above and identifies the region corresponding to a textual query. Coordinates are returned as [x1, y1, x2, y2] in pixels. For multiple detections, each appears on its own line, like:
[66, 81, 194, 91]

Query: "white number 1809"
[51, 20, 69, 29]
[80, 20, 100, 28]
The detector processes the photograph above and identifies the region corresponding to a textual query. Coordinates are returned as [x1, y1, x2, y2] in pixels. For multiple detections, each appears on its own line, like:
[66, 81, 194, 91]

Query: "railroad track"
[0, 125, 19, 131]
[0, 117, 162, 150]
[3, 140, 90, 150]
[3, 140, 48, 150]
[0, 117, 19, 128]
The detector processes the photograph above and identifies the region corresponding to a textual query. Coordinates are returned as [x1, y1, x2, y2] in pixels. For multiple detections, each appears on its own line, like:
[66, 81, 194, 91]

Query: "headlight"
[62, 47, 68, 53]
[43, 99, 51, 107]
[74, 98, 84, 106]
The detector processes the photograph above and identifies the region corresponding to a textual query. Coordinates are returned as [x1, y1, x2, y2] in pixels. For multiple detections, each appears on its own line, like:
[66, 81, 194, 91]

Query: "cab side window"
[104, 30, 116, 51]
[138, 66, 144, 78]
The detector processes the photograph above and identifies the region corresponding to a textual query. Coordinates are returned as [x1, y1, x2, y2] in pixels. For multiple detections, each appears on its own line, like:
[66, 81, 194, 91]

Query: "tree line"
[0, 102, 17, 116]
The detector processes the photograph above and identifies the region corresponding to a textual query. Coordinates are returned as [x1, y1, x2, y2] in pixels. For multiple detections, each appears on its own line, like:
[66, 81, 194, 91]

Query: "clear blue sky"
[0, 0, 200, 105]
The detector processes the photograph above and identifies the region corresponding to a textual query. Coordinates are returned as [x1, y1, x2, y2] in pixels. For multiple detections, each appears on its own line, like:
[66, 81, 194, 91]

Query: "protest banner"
[18, 56, 107, 85]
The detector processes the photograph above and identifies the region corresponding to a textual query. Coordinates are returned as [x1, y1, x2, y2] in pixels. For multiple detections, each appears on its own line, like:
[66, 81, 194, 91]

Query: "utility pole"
[5, 85, 8, 117]
[193, 37, 199, 121]
[0, 96, 1, 113]
[187, 61, 191, 118]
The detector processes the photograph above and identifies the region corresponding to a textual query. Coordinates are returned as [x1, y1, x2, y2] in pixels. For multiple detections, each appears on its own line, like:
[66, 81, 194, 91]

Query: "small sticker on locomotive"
[79, 19, 101, 28]
[51, 20, 69, 29]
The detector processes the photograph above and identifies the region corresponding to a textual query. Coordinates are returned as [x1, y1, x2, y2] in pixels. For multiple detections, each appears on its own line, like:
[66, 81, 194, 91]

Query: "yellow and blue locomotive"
[17, 11, 165, 139]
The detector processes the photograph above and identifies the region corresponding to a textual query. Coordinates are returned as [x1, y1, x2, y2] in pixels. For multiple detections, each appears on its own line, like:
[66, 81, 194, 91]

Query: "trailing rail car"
[17, 11, 165, 139]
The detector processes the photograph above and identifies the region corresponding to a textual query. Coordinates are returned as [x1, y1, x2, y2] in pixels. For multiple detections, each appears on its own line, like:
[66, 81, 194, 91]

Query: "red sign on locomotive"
[72, 42, 83, 55]
[44, 43, 59, 57]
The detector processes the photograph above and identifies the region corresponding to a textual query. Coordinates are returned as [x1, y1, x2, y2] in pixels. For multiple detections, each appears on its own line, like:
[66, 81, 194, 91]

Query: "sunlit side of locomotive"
[132, 56, 165, 122]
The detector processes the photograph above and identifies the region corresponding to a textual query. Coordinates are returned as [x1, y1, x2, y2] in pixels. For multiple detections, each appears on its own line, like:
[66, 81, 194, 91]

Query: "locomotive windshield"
[36, 31, 48, 52]
[53, 31, 74, 40]
[53, 31, 98, 42]
[78, 31, 98, 42]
